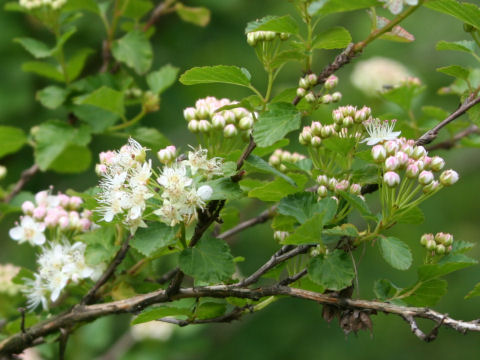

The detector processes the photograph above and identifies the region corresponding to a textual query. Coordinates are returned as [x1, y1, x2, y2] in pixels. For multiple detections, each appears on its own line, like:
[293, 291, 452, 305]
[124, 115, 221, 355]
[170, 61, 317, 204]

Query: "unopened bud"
[395, 151, 409, 168]
[296, 87, 306, 97]
[412, 146, 427, 160]
[418, 170, 434, 185]
[157, 146, 176, 165]
[327, 178, 338, 191]
[224, 124, 238, 138]
[324, 75, 338, 90]
[274, 231, 289, 242]
[307, 73, 318, 86]
[320, 125, 334, 138]
[317, 185, 328, 197]
[238, 116, 254, 130]
[436, 244, 446, 255]
[435, 232, 453, 246]
[247, 32, 257, 46]
[426, 239, 437, 251]
[384, 171, 400, 187]
[310, 136, 322, 147]
[350, 183, 361, 195]
[331, 92, 342, 102]
[332, 109, 343, 123]
[335, 180, 350, 192]
[372, 145, 386, 163]
[321, 94, 333, 104]
[198, 119, 211, 133]
[439, 169, 459, 186]
[420, 233, 434, 247]
[188, 119, 200, 133]
[342, 116, 354, 128]
[0, 165, 6, 180]
[21, 201, 35, 214]
[305, 92, 316, 103]
[422, 180, 440, 194]
[183, 107, 197, 121]
[299, 77, 309, 89]
[430, 156, 445, 172]
[385, 156, 399, 171]
[405, 163, 420, 178]
[317, 175, 328, 186]
[384, 140, 399, 155]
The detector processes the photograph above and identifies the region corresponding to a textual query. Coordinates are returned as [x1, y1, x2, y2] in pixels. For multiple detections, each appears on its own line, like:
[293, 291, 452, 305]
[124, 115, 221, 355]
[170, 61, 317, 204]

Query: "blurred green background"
[1, 0, 480, 359]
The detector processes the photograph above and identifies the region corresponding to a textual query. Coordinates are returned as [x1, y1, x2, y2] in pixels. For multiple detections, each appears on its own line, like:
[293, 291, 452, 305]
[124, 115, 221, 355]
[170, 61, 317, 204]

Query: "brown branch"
[278, 268, 308, 286]
[81, 235, 132, 305]
[402, 314, 445, 342]
[2, 285, 480, 355]
[217, 205, 277, 240]
[3, 164, 39, 203]
[157, 305, 251, 327]
[416, 95, 480, 146]
[143, 0, 177, 32]
[427, 124, 479, 151]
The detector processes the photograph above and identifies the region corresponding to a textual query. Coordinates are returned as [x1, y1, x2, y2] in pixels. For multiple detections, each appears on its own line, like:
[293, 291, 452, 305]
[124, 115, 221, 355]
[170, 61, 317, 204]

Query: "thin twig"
[3, 164, 39, 203]
[143, 0, 177, 32]
[58, 328, 69, 360]
[217, 205, 277, 240]
[416, 95, 480, 146]
[278, 268, 307, 286]
[81, 235, 132, 305]
[427, 125, 479, 151]
[158, 305, 251, 327]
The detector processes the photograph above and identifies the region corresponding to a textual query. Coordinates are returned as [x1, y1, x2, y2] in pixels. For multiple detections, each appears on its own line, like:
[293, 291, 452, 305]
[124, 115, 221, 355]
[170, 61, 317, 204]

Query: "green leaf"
[122, 0, 153, 19]
[271, 214, 297, 232]
[66, 48, 94, 81]
[253, 102, 301, 147]
[378, 236, 412, 270]
[33, 120, 91, 171]
[248, 174, 308, 202]
[252, 139, 289, 157]
[377, 16, 414, 43]
[36, 86, 68, 109]
[418, 253, 478, 281]
[278, 192, 337, 225]
[436, 40, 476, 54]
[180, 65, 251, 87]
[323, 224, 359, 237]
[131, 222, 179, 257]
[283, 213, 324, 245]
[246, 155, 296, 186]
[437, 65, 470, 81]
[270, 50, 306, 69]
[132, 306, 191, 325]
[337, 190, 374, 219]
[196, 301, 227, 319]
[425, 0, 480, 30]
[245, 15, 299, 34]
[175, 3, 211, 27]
[373, 279, 402, 300]
[75, 86, 125, 118]
[0, 126, 27, 158]
[381, 82, 426, 111]
[128, 127, 171, 152]
[465, 282, 480, 299]
[22, 61, 64, 82]
[312, 27, 352, 50]
[146, 64, 179, 95]
[202, 177, 243, 200]
[112, 30, 153, 75]
[322, 137, 356, 156]
[451, 241, 475, 254]
[73, 105, 119, 133]
[308, 250, 355, 291]
[179, 237, 235, 284]
[403, 279, 448, 307]
[308, 0, 380, 16]
[394, 207, 425, 224]
[49, 145, 91, 174]
[77, 226, 117, 266]
[63, 0, 100, 13]
[15, 38, 52, 58]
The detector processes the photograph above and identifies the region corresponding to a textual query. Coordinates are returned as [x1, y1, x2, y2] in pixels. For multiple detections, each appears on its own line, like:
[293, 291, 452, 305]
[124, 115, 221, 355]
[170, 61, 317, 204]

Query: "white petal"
[32, 232, 46, 245]
[9, 227, 24, 241]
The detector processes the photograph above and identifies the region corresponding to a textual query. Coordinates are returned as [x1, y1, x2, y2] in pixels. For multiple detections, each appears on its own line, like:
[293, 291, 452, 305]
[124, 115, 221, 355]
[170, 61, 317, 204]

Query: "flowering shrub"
[1, 0, 480, 358]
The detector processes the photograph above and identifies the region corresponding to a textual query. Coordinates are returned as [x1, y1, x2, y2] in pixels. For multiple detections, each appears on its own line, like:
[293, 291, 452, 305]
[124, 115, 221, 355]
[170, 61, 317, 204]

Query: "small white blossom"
[184, 147, 223, 178]
[9, 216, 46, 246]
[197, 185, 213, 201]
[380, 0, 418, 15]
[361, 118, 401, 146]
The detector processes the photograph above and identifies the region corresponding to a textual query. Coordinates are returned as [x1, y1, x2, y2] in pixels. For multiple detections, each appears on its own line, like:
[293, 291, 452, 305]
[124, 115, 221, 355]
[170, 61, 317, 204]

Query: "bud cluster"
[420, 232, 454, 255]
[316, 174, 363, 201]
[157, 145, 177, 165]
[372, 138, 459, 191]
[268, 149, 306, 172]
[296, 74, 342, 105]
[274, 231, 290, 243]
[246, 31, 290, 46]
[299, 105, 372, 147]
[19, 0, 66, 10]
[9, 189, 93, 246]
[183, 96, 255, 141]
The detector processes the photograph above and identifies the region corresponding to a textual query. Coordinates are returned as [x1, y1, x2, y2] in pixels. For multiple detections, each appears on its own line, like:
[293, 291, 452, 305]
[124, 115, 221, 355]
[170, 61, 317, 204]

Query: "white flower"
[380, 0, 418, 15]
[154, 199, 184, 226]
[361, 118, 401, 146]
[23, 274, 48, 311]
[185, 148, 223, 178]
[9, 216, 46, 246]
[157, 165, 193, 198]
[197, 185, 213, 201]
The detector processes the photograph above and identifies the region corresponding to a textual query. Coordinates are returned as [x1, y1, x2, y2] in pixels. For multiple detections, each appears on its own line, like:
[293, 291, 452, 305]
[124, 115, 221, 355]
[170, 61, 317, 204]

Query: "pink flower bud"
[354, 109, 368, 123]
[350, 183, 361, 195]
[332, 109, 343, 124]
[405, 163, 420, 178]
[385, 156, 399, 171]
[21, 201, 35, 215]
[311, 122, 322, 136]
[335, 180, 350, 192]
[325, 75, 338, 90]
[58, 216, 69, 229]
[395, 151, 409, 167]
[305, 92, 316, 103]
[96, 164, 107, 175]
[299, 77, 309, 89]
[44, 214, 58, 227]
[33, 206, 47, 220]
[198, 120, 211, 132]
[79, 218, 91, 231]
[327, 178, 338, 191]
[317, 175, 328, 186]
[422, 180, 440, 194]
[188, 119, 200, 133]
[320, 125, 334, 138]
[342, 116, 354, 128]
[317, 185, 328, 198]
[435, 232, 453, 246]
[307, 73, 318, 86]
[426, 239, 437, 251]
[331, 92, 342, 102]
[223, 124, 238, 138]
[420, 233, 434, 247]
[439, 169, 459, 186]
[321, 94, 333, 104]
[296, 87, 306, 97]
[383, 171, 400, 187]
[372, 145, 387, 163]
[196, 105, 210, 119]
[418, 170, 434, 185]
[280, 151, 292, 162]
[269, 155, 281, 166]
[183, 107, 197, 121]
[412, 146, 427, 159]
[35, 190, 49, 206]
[436, 244, 446, 254]
[212, 114, 226, 129]
[239, 116, 254, 130]
[384, 140, 399, 155]
[430, 156, 445, 172]
[274, 231, 289, 242]
[310, 136, 322, 147]
[69, 196, 83, 209]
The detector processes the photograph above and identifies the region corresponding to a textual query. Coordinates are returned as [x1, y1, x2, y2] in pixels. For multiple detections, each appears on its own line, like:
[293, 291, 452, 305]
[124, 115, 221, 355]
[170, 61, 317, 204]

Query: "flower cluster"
[296, 74, 342, 104]
[0, 264, 21, 296]
[316, 175, 363, 201]
[184, 97, 255, 153]
[19, 0, 67, 10]
[299, 105, 372, 146]
[154, 148, 220, 226]
[246, 31, 290, 46]
[380, 0, 418, 15]
[96, 138, 154, 233]
[362, 118, 401, 146]
[23, 241, 102, 310]
[420, 232, 454, 255]
[371, 138, 459, 191]
[268, 149, 306, 172]
[9, 190, 93, 246]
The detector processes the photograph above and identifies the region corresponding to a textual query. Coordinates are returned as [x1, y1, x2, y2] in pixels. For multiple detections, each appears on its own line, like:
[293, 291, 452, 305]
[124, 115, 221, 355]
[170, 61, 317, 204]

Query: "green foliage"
[112, 30, 153, 75]
[77, 226, 117, 266]
[180, 65, 252, 87]
[278, 192, 337, 225]
[312, 27, 352, 50]
[36, 86, 68, 109]
[179, 237, 235, 284]
[0, 126, 27, 158]
[175, 3, 211, 27]
[437, 65, 470, 81]
[75, 86, 125, 118]
[283, 213, 324, 245]
[253, 102, 301, 147]
[378, 236, 413, 271]
[131, 222, 180, 257]
[425, 0, 480, 30]
[245, 155, 296, 186]
[248, 173, 307, 202]
[146, 64, 179, 95]
[308, 0, 380, 16]
[308, 250, 355, 291]
[245, 15, 299, 34]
